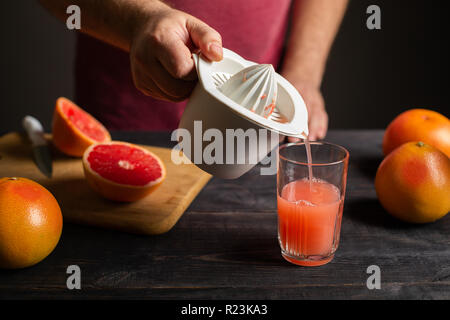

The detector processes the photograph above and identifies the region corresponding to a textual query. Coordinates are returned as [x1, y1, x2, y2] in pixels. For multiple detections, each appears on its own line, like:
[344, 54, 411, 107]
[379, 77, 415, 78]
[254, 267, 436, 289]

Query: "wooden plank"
[0, 132, 211, 235]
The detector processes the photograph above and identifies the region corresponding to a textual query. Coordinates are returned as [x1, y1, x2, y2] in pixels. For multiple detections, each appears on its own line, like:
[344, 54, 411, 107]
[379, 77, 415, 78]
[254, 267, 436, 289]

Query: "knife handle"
[22, 116, 47, 147]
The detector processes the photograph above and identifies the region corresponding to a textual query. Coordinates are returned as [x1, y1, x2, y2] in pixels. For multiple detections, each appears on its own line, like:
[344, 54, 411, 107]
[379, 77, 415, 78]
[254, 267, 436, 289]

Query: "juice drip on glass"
[301, 132, 313, 190]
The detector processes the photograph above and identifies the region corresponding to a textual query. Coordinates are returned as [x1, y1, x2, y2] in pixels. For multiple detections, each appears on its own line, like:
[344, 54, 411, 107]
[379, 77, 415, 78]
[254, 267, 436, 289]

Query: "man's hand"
[130, 4, 223, 101]
[39, 0, 223, 102]
[283, 75, 328, 142]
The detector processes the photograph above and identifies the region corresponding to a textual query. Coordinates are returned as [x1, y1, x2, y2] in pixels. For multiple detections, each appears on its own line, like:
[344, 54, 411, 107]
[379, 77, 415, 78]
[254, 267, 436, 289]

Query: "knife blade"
[22, 116, 53, 178]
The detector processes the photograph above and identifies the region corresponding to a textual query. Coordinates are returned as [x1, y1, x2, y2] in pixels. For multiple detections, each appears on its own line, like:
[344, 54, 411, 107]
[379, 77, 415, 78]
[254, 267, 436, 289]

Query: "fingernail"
[208, 42, 223, 60]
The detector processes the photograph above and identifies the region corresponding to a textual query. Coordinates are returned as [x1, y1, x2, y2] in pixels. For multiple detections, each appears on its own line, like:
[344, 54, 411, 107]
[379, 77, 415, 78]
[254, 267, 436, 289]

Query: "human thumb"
[186, 18, 223, 61]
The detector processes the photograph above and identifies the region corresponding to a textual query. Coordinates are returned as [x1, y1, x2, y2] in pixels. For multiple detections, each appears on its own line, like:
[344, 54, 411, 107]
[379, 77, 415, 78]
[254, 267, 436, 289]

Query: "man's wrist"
[281, 54, 325, 88]
[281, 67, 323, 89]
[130, 0, 173, 41]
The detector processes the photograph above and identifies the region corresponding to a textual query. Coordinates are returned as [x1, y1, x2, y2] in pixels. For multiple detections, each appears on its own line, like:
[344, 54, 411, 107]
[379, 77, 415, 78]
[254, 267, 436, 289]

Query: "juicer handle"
[192, 53, 200, 74]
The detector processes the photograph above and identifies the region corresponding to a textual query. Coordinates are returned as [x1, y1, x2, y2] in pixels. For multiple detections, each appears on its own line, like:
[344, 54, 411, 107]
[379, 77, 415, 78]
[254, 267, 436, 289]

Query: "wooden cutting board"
[0, 132, 211, 235]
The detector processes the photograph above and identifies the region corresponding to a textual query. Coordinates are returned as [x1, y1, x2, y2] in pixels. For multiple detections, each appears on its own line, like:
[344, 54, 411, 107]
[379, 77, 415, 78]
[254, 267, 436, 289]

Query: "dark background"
[0, 0, 448, 135]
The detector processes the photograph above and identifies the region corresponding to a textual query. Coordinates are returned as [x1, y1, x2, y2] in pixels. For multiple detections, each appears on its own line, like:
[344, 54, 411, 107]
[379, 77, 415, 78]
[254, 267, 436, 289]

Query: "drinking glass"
[277, 141, 349, 266]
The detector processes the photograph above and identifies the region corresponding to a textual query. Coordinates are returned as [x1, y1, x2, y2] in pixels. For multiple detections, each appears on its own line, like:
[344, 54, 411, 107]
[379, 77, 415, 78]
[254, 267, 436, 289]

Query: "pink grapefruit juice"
[277, 178, 342, 266]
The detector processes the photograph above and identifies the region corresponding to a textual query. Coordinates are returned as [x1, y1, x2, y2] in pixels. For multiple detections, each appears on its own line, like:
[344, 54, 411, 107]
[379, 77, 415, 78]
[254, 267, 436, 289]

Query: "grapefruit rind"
[375, 141, 450, 224]
[382, 108, 450, 158]
[0, 177, 63, 269]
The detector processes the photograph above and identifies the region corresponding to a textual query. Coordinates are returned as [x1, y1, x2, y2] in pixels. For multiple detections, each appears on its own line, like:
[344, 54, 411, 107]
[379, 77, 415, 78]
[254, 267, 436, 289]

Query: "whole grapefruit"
[375, 142, 450, 223]
[383, 109, 450, 157]
[82, 141, 166, 202]
[0, 177, 63, 269]
[52, 97, 111, 157]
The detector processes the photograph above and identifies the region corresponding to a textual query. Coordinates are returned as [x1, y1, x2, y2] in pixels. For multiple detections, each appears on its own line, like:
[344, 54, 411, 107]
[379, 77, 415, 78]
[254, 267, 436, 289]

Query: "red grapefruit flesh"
[82, 141, 166, 202]
[52, 97, 111, 157]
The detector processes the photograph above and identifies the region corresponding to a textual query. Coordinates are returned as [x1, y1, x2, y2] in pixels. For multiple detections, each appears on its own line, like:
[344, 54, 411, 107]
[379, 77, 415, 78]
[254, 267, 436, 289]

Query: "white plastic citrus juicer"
[178, 48, 309, 179]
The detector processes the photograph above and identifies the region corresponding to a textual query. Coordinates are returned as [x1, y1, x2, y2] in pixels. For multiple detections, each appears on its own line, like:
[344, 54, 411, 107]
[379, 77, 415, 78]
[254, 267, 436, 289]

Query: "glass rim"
[277, 141, 350, 167]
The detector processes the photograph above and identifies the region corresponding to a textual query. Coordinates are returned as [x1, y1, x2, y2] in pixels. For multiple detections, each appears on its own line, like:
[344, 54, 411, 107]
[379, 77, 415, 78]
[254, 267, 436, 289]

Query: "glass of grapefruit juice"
[277, 141, 349, 266]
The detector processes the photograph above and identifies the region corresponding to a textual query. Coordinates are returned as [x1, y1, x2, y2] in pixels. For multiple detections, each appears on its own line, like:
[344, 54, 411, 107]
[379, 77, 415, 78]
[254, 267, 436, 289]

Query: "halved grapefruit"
[82, 141, 166, 202]
[52, 97, 111, 157]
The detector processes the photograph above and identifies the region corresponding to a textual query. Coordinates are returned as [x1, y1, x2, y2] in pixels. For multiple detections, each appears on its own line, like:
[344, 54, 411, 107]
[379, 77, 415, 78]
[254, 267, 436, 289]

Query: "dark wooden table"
[0, 130, 449, 300]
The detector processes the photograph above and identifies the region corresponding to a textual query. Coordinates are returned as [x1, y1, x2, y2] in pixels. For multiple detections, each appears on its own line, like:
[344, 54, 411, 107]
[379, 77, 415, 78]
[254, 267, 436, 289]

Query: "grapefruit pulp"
[52, 97, 111, 157]
[82, 141, 166, 202]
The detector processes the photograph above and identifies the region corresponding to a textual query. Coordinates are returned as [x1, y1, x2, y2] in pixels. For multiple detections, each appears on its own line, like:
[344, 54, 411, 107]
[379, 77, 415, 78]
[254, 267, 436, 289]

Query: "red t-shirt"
[75, 0, 292, 130]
